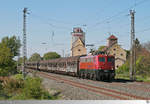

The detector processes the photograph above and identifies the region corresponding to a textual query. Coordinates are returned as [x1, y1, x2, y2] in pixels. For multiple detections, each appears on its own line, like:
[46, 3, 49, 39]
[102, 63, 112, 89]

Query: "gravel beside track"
[38, 73, 116, 100]
[32, 70, 150, 100]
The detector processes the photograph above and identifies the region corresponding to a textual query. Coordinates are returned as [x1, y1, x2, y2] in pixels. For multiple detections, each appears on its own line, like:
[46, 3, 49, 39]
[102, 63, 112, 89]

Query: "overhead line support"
[22, 8, 27, 79]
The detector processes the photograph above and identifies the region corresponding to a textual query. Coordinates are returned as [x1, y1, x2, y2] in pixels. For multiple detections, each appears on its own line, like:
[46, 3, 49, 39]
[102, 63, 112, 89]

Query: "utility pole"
[130, 10, 136, 80]
[17, 36, 20, 70]
[22, 8, 27, 79]
[62, 49, 64, 57]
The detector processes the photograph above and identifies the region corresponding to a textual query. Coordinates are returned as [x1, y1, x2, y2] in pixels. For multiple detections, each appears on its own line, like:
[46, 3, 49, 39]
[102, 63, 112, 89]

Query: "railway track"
[38, 71, 150, 100]
[86, 79, 150, 93]
[109, 81, 150, 93]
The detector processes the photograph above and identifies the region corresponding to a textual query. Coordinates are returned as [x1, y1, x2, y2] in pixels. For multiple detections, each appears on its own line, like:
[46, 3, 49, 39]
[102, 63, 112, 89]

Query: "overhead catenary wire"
[89, 2, 150, 41]
[29, 13, 73, 31]
[91, 0, 115, 21]
[27, 0, 150, 54]
[30, 12, 74, 25]
[88, 0, 149, 30]
[136, 27, 150, 33]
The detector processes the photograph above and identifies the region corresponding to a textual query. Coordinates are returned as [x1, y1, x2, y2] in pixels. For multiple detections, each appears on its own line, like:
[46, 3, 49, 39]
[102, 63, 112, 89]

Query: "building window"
[116, 65, 119, 68]
[113, 48, 116, 51]
[78, 49, 81, 52]
[113, 53, 116, 56]
[120, 53, 123, 56]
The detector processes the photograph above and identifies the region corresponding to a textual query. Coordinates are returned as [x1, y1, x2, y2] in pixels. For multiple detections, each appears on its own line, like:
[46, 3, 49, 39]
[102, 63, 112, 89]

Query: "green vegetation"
[116, 39, 150, 82]
[1, 36, 21, 58]
[0, 36, 59, 100]
[27, 52, 61, 61]
[17, 57, 27, 66]
[0, 74, 57, 100]
[43, 52, 61, 60]
[0, 36, 61, 76]
[98, 45, 105, 51]
[29, 53, 41, 61]
[0, 36, 21, 76]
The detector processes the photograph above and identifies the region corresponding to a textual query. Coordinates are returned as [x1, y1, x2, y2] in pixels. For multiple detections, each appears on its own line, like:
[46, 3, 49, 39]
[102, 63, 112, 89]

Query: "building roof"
[71, 37, 85, 50]
[72, 37, 85, 47]
[108, 35, 118, 40]
[73, 27, 83, 33]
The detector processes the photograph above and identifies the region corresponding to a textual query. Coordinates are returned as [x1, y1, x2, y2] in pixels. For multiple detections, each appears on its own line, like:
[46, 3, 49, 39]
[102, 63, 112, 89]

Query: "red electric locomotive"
[79, 54, 115, 80]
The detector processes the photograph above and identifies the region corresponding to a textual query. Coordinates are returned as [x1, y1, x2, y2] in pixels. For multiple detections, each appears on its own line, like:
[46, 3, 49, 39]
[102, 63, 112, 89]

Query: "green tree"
[0, 44, 13, 66]
[0, 36, 21, 76]
[17, 57, 27, 66]
[43, 52, 61, 60]
[125, 50, 130, 59]
[29, 53, 41, 61]
[0, 44, 16, 76]
[98, 46, 105, 51]
[117, 39, 150, 80]
[1, 36, 21, 57]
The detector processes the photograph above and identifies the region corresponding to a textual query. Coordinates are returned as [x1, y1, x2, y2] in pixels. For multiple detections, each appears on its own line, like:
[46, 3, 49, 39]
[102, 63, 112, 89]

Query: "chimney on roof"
[107, 35, 118, 46]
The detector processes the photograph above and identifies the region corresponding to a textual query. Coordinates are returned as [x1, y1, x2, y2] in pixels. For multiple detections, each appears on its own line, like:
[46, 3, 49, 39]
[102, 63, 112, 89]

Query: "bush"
[2, 77, 24, 94]
[0, 60, 17, 76]
[116, 55, 150, 81]
[0, 74, 53, 100]
[116, 61, 129, 74]
[22, 77, 51, 99]
[12, 74, 24, 80]
[11, 75, 52, 100]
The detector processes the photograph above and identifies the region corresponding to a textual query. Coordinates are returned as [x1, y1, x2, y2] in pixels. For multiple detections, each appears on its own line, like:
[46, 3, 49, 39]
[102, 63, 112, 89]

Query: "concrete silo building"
[71, 27, 87, 56]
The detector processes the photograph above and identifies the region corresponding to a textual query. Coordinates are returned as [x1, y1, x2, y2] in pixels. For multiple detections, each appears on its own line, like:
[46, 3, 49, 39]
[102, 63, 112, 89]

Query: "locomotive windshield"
[107, 57, 114, 62]
[99, 57, 105, 62]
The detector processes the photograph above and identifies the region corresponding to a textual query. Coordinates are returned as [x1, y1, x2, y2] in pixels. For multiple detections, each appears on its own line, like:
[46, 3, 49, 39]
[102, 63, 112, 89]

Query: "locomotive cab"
[107, 56, 115, 70]
[98, 55, 115, 80]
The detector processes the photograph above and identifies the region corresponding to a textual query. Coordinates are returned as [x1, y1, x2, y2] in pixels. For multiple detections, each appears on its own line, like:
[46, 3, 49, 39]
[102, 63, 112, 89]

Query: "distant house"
[101, 35, 127, 69]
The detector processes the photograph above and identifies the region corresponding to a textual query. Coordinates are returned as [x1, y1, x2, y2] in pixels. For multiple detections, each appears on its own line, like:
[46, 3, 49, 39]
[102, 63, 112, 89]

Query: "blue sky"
[0, 0, 150, 57]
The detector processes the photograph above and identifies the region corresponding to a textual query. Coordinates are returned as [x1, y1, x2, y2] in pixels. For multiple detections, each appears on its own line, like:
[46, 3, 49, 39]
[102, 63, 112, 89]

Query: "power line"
[88, 0, 150, 34]
[89, 0, 149, 29]
[92, 0, 115, 21]
[136, 15, 150, 26]
[30, 12, 74, 25]
[136, 27, 150, 33]
[29, 13, 73, 30]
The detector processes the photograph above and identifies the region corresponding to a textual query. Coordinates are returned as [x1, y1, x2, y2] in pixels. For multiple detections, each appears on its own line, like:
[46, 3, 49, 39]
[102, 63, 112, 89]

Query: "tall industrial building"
[101, 35, 127, 69]
[71, 27, 87, 56]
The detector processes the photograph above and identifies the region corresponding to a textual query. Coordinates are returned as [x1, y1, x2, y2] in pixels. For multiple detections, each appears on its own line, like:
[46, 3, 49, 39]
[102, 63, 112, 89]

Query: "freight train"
[25, 54, 115, 80]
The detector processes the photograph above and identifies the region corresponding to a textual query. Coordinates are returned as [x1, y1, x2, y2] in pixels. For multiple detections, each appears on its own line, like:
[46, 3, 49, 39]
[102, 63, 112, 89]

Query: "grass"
[116, 73, 150, 82]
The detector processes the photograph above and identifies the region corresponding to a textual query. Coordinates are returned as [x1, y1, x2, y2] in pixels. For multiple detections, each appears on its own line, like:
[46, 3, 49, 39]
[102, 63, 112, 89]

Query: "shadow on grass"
[103, 78, 134, 83]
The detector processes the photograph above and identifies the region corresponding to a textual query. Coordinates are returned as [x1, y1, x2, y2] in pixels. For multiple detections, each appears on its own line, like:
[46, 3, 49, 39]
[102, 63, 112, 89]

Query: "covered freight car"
[26, 56, 80, 76]
[25, 61, 39, 69]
